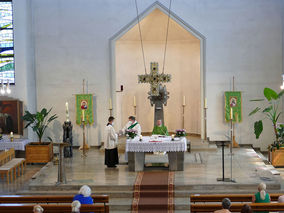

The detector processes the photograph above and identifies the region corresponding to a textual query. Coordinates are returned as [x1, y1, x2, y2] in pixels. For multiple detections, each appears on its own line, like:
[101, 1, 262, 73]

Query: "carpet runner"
[132, 171, 174, 213]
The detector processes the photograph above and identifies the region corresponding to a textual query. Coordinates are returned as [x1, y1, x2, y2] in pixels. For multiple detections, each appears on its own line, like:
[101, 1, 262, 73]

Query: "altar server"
[121, 116, 141, 136]
[104, 116, 119, 168]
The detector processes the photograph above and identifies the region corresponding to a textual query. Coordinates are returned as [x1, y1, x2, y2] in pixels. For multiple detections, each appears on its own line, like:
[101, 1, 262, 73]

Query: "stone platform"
[24, 137, 284, 212]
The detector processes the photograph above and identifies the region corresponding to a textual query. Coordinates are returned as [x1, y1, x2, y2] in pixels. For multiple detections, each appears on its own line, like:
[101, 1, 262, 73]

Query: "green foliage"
[249, 87, 284, 147]
[22, 108, 58, 143]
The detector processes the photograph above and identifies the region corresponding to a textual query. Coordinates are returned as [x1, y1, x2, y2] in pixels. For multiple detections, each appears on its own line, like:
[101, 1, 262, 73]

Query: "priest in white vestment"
[121, 116, 141, 162]
[121, 116, 141, 136]
[104, 116, 119, 168]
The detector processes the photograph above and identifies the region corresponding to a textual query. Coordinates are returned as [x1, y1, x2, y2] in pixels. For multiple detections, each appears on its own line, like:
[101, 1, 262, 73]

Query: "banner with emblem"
[75, 94, 94, 125]
[224, 91, 242, 123]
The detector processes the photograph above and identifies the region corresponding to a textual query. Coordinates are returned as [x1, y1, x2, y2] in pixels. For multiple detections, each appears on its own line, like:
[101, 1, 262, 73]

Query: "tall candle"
[183, 96, 186, 106]
[82, 110, 85, 122]
[65, 102, 70, 122]
[204, 98, 207, 108]
[230, 107, 233, 120]
[133, 96, 136, 107]
[109, 98, 112, 110]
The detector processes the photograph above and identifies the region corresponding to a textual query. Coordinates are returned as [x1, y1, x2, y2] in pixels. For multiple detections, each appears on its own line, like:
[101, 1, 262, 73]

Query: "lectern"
[216, 141, 231, 182]
[53, 142, 69, 185]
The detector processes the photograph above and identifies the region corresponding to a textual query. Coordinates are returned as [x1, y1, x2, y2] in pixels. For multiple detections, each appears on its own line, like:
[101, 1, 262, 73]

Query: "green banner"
[76, 94, 94, 125]
[224, 91, 242, 123]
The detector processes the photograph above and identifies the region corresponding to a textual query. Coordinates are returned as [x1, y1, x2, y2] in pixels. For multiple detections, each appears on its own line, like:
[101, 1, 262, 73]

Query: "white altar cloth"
[126, 136, 187, 153]
[0, 138, 30, 151]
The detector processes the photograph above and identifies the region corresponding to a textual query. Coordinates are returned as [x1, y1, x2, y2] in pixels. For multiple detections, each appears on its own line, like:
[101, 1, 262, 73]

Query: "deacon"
[121, 116, 141, 136]
[152, 119, 169, 136]
[104, 116, 119, 168]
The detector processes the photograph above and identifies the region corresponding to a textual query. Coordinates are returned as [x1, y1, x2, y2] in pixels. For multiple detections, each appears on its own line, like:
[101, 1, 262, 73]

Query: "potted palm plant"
[22, 108, 58, 163]
[249, 87, 284, 166]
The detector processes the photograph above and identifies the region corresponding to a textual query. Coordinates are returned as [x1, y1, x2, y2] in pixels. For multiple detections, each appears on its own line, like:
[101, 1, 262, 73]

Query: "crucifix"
[138, 62, 171, 125]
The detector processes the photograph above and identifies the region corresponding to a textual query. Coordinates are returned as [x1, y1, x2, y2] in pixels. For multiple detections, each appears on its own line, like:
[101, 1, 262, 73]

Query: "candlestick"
[171, 134, 175, 141]
[133, 96, 136, 107]
[109, 98, 112, 110]
[230, 107, 233, 120]
[139, 135, 143, 141]
[65, 102, 70, 122]
[82, 110, 85, 122]
[10, 132, 13, 142]
[204, 98, 207, 108]
[183, 96, 186, 106]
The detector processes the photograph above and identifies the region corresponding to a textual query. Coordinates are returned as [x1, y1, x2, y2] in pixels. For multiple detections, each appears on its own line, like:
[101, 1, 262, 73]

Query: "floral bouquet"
[175, 129, 186, 137]
[126, 129, 137, 139]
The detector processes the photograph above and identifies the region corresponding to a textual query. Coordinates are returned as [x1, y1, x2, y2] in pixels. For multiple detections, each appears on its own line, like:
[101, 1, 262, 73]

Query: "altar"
[126, 136, 187, 171]
[0, 138, 30, 151]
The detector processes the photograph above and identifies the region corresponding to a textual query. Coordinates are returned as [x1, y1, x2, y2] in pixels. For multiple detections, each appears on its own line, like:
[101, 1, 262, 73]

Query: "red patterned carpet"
[132, 171, 174, 213]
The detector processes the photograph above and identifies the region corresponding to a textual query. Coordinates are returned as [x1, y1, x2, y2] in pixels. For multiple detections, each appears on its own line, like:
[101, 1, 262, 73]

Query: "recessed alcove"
[111, 4, 205, 136]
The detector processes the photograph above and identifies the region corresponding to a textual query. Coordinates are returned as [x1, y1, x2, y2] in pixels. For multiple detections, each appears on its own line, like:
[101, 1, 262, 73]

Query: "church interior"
[0, 0, 284, 212]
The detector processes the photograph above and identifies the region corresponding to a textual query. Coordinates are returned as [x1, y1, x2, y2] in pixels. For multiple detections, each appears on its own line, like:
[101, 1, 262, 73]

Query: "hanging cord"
[162, 0, 172, 74]
[135, 0, 147, 74]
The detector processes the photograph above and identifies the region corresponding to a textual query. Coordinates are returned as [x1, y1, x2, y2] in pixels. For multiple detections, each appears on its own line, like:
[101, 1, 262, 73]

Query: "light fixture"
[281, 74, 284, 90]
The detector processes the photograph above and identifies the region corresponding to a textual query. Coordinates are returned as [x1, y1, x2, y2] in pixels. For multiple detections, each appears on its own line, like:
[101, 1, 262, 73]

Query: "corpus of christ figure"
[138, 62, 171, 126]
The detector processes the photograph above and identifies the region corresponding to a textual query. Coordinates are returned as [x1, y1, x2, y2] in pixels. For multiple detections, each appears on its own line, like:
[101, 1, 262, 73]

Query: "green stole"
[128, 122, 138, 129]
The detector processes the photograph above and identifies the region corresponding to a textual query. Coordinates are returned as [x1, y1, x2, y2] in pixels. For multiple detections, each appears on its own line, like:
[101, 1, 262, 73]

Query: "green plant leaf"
[250, 99, 265, 102]
[264, 88, 278, 101]
[278, 90, 284, 97]
[263, 106, 272, 113]
[249, 107, 261, 116]
[254, 120, 263, 139]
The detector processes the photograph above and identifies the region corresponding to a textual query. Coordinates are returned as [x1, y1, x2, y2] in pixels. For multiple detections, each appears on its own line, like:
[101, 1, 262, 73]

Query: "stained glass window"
[0, 0, 14, 84]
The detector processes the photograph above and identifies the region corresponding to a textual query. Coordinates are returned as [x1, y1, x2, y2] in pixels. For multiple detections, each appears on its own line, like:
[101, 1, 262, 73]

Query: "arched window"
[0, 0, 14, 84]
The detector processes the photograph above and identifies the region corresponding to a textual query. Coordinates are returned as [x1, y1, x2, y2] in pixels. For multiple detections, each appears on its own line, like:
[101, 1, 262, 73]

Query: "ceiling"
[119, 9, 199, 42]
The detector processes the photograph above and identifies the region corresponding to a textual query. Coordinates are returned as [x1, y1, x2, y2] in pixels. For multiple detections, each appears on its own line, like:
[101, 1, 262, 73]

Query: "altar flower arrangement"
[175, 129, 186, 137]
[126, 129, 137, 139]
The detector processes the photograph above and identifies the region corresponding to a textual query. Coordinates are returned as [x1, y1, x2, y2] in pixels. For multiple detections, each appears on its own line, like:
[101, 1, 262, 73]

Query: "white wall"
[16, 0, 283, 150]
[115, 40, 201, 134]
[7, 0, 37, 140]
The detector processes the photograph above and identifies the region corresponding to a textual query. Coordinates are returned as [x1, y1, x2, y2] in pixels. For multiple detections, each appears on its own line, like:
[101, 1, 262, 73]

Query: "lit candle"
[171, 134, 175, 140]
[10, 132, 13, 137]
[204, 98, 207, 108]
[183, 96, 186, 106]
[139, 135, 143, 141]
[82, 110, 85, 122]
[230, 107, 233, 120]
[109, 98, 112, 110]
[133, 96, 136, 107]
[65, 102, 70, 122]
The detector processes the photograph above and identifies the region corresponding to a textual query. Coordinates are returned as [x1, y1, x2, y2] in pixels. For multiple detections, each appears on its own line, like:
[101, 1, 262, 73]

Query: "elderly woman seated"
[33, 205, 44, 213]
[71, 200, 81, 213]
[73, 185, 94, 204]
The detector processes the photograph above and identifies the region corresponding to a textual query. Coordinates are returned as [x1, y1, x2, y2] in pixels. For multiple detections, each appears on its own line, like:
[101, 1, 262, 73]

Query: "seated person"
[71, 200, 81, 213]
[252, 183, 270, 213]
[152, 119, 169, 136]
[33, 205, 44, 213]
[73, 185, 94, 204]
[214, 198, 231, 213]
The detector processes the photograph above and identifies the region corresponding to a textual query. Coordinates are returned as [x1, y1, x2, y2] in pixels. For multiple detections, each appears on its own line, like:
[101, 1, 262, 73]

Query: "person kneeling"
[104, 116, 119, 168]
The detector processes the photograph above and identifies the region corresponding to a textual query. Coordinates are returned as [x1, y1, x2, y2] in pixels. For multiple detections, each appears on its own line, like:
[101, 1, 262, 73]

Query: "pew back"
[0, 204, 108, 213]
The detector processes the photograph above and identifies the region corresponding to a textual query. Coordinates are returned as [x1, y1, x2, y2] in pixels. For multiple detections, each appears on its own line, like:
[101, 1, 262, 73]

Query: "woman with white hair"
[71, 200, 81, 213]
[73, 185, 93, 204]
[252, 183, 270, 213]
[33, 205, 44, 213]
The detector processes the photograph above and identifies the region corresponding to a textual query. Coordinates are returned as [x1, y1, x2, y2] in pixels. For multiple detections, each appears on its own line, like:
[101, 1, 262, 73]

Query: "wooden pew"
[191, 203, 284, 212]
[0, 194, 109, 205]
[0, 204, 108, 213]
[190, 193, 283, 203]
[0, 148, 26, 184]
